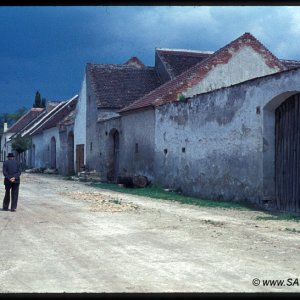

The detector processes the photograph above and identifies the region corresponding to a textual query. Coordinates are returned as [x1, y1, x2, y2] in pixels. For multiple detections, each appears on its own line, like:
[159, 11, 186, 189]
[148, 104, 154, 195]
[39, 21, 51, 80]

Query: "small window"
[164, 149, 168, 155]
[135, 143, 139, 153]
[90, 142, 93, 152]
[105, 131, 108, 136]
[256, 106, 261, 114]
[182, 147, 186, 153]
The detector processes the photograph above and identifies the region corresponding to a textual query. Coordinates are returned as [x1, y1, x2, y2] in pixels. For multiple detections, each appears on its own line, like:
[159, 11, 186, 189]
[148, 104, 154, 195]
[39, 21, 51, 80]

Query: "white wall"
[31, 134, 44, 168]
[31, 127, 61, 169]
[73, 74, 87, 166]
[154, 68, 300, 206]
[1, 132, 13, 161]
[43, 127, 61, 169]
[184, 46, 281, 98]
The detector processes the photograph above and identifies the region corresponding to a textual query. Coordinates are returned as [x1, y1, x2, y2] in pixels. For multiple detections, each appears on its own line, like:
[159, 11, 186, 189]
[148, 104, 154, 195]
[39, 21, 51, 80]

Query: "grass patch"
[90, 182, 251, 210]
[256, 215, 300, 222]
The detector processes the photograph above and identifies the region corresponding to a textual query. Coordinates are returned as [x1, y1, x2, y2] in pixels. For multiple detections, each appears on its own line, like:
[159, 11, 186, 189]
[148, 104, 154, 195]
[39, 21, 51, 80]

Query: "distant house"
[5, 31, 300, 214]
[21, 96, 78, 175]
[74, 57, 162, 176]
[0, 108, 44, 162]
[94, 32, 300, 214]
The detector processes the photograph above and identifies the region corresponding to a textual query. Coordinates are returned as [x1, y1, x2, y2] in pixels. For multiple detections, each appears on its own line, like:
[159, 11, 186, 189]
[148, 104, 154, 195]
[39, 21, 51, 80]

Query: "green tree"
[33, 91, 42, 108]
[11, 135, 32, 154]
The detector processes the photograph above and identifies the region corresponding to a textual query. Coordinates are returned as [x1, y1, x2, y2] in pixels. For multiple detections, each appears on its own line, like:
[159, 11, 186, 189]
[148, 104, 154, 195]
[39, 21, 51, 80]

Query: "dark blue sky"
[1, 6, 300, 114]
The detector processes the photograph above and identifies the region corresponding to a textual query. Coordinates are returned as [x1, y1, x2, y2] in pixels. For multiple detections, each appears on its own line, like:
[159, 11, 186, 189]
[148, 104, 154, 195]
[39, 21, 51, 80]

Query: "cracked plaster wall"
[154, 68, 300, 205]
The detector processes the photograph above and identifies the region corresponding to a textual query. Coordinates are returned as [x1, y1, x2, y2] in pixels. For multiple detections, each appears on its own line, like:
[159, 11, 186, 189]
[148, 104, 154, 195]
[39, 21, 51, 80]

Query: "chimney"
[3, 122, 8, 133]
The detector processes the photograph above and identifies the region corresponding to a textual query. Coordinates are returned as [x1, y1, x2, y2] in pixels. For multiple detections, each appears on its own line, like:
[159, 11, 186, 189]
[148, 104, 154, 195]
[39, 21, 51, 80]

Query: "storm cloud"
[0, 6, 299, 114]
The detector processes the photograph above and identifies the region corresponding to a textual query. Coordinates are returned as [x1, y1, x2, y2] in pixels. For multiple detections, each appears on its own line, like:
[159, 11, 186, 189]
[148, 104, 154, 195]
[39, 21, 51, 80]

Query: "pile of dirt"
[60, 191, 139, 212]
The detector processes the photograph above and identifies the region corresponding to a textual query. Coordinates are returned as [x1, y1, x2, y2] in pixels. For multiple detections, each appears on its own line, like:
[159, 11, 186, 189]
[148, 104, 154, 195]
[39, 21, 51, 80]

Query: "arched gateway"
[275, 93, 300, 213]
[263, 92, 300, 213]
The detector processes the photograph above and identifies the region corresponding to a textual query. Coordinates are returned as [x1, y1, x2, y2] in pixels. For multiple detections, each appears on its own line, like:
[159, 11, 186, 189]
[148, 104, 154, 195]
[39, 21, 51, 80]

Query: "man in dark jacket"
[2, 153, 21, 212]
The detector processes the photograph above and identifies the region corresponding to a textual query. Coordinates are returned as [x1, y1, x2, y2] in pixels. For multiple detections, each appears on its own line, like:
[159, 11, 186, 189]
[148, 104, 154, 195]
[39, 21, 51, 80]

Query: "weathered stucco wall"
[73, 75, 87, 167]
[154, 68, 300, 206]
[120, 108, 156, 180]
[59, 126, 75, 176]
[184, 46, 281, 98]
[31, 128, 61, 170]
[42, 127, 61, 170]
[31, 134, 44, 168]
[97, 116, 121, 180]
[155, 87, 262, 203]
[85, 72, 100, 171]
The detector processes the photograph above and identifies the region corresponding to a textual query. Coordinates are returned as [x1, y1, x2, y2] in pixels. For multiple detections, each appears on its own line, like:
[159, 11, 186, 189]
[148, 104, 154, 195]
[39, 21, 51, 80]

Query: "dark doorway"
[76, 144, 84, 174]
[67, 132, 75, 175]
[50, 137, 56, 169]
[275, 93, 300, 213]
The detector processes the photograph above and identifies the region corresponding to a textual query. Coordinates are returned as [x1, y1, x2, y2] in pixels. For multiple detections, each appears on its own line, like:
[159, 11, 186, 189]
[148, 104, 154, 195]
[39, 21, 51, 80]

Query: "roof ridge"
[23, 101, 66, 136]
[10, 109, 47, 139]
[7, 107, 44, 133]
[28, 95, 78, 136]
[211, 32, 286, 70]
[121, 32, 286, 113]
[280, 58, 300, 62]
[156, 48, 214, 55]
[87, 62, 154, 69]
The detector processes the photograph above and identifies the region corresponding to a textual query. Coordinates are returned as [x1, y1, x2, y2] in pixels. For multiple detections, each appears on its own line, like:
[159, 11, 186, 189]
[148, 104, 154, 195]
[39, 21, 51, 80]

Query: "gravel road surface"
[0, 167, 300, 293]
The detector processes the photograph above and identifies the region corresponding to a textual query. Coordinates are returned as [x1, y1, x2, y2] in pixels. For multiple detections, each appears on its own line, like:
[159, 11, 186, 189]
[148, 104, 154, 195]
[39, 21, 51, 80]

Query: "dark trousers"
[3, 180, 20, 211]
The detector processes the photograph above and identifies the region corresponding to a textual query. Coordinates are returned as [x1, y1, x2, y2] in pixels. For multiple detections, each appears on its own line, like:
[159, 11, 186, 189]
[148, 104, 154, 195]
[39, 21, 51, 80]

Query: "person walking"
[2, 153, 21, 212]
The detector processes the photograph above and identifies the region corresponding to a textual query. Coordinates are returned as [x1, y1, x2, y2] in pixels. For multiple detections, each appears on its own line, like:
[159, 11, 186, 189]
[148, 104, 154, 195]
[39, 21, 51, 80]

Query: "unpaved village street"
[0, 168, 300, 293]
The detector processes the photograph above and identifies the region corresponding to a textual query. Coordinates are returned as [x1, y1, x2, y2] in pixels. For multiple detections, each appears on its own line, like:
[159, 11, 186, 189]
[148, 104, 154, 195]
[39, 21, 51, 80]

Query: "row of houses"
[2, 32, 300, 214]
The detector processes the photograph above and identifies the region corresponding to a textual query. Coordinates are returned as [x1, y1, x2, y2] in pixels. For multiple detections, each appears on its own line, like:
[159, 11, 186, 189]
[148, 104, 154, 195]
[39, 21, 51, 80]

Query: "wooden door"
[67, 132, 75, 175]
[50, 137, 56, 169]
[76, 144, 84, 174]
[275, 94, 300, 213]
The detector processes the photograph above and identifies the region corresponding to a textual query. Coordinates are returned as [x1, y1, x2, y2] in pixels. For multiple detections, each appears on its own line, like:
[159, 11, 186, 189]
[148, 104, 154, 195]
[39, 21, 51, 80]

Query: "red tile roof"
[87, 61, 162, 109]
[6, 108, 44, 133]
[29, 96, 78, 135]
[120, 33, 286, 113]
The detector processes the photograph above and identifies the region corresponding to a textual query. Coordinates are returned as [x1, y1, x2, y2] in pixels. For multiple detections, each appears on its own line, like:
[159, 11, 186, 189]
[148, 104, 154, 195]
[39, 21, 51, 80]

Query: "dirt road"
[0, 169, 300, 293]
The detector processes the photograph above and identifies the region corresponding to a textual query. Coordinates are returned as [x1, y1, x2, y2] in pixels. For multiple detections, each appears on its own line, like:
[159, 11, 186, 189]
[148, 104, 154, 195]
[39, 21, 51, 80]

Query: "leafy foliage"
[11, 135, 32, 154]
[33, 90, 46, 108]
[178, 93, 186, 102]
